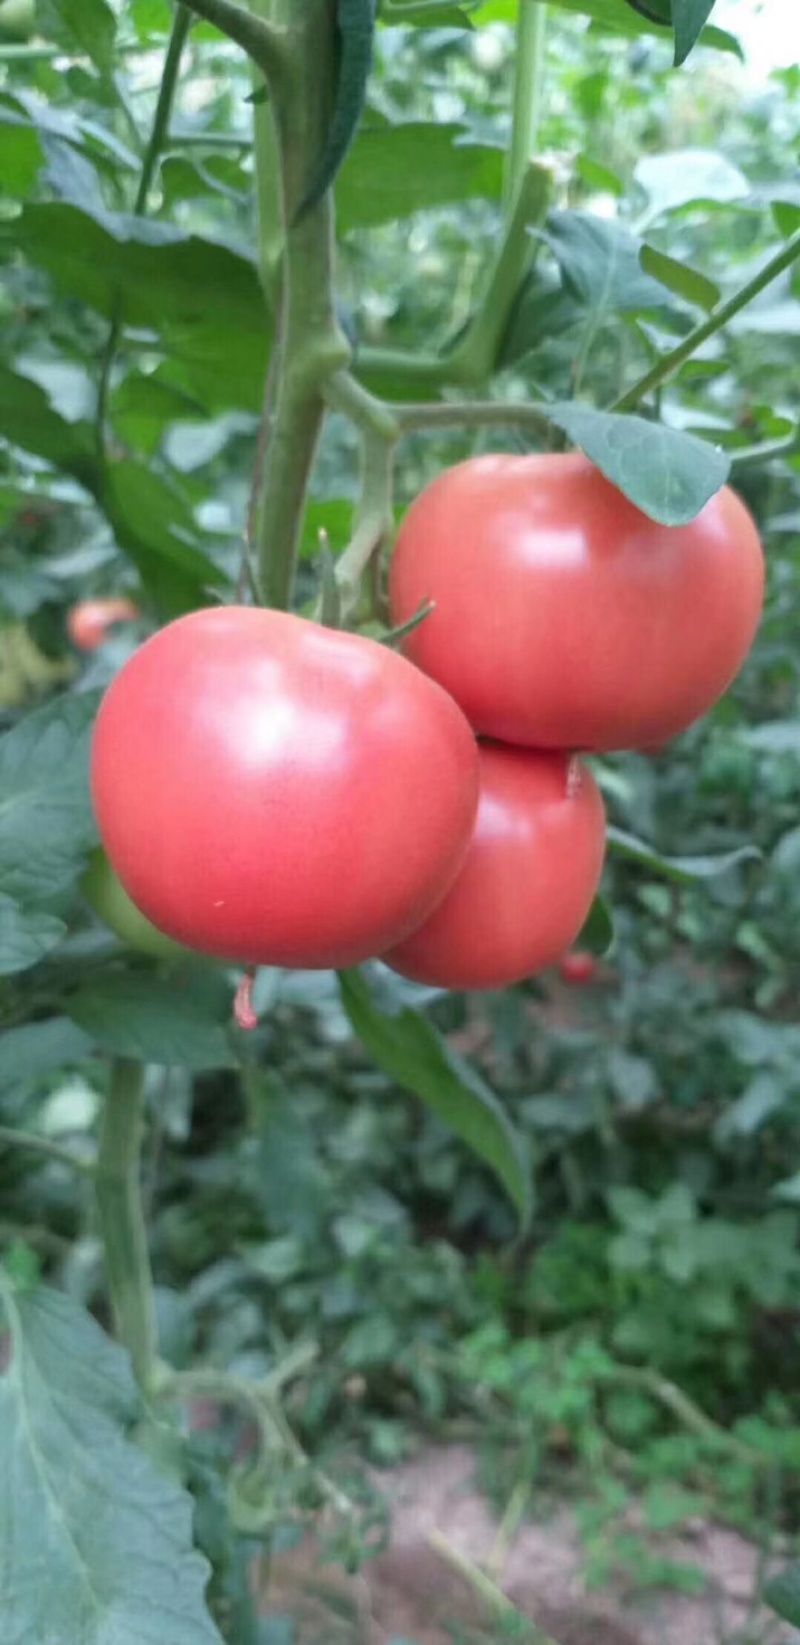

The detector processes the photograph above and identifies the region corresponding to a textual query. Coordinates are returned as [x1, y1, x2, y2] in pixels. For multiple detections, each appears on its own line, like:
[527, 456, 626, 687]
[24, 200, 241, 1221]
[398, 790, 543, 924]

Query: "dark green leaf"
[477, 0, 741, 55]
[0, 366, 98, 488]
[337, 122, 503, 230]
[297, 0, 377, 221]
[0, 1284, 224, 1644]
[36, 0, 117, 74]
[338, 969, 531, 1226]
[544, 404, 731, 525]
[607, 825, 760, 883]
[0, 1018, 93, 1098]
[543, 211, 671, 315]
[671, 0, 717, 64]
[765, 1567, 800, 1628]
[67, 971, 238, 1069]
[0, 691, 99, 905]
[575, 893, 614, 956]
[101, 459, 229, 616]
[0, 894, 66, 975]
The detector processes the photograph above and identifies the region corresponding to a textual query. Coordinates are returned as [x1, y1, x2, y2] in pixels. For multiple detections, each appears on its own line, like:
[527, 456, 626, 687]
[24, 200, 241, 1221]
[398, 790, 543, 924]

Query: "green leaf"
[297, 0, 377, 221]
[543, 211, 671, 315]
[575, 893, 614, 956]
[101, 459, 229, 617]
[35, 0, 116, 73]
[640, 245, 719, 312]
[0, 1284, 223, 1644]
[336, 122, 503, 230]
[543, 405, 731, 525]
[0, 365, 98, 488]
[0, 691, 99, 906]
[338, 969, 531, 1226]
[607, 825, 760, 883]
[634, 149, 750, 220]
[477, 0, 741, 55]
[671, 0, 717, 64]
[765, 1567, 800, 1628]
[0, 894, 66, 975]
[0, 1017, 93, 1099]
[67, 971, 239, 1070]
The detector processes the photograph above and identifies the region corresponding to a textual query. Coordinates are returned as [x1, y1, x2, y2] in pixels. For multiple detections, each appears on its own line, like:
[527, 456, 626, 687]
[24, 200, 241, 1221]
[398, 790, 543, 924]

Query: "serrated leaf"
[608, 825, 760, 882]
[0, 894, 66, 975]
[37, 0, 116, 73]
[543, 211, 671, 315]
[0, 1284, 223, 1644]
[0, 691, 100, 905]
[339, 969, 531, 1226]
[337, 122, 503, 231]
[640, 245, 719, 312]
[671, 0, 717, 64]
[67, 972, 238, 1070]
[544, 404, 730, 525]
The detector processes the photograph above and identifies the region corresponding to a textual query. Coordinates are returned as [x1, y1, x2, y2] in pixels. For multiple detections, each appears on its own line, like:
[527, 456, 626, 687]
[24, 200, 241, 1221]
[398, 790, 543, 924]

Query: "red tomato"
[382, 744, 606, 991]
[91, 606, 479, 969]
[558, 950, 597, 985]
[67, 597, 140, 652]
[389, 454, 764, 752]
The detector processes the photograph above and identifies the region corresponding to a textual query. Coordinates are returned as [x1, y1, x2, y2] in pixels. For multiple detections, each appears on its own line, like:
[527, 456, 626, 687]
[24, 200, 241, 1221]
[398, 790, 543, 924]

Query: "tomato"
[558, 950, 597, 985]
[67, 598, 140, 652]
[389, 454, 764, 752]
[382, 744, 606, 991]
[81, 849, 189, 961]
[91, 606, 479, 969]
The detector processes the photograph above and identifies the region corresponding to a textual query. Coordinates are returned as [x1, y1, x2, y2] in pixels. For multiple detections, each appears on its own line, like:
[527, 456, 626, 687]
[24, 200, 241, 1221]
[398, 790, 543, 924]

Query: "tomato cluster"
[90, 455, 763, 993]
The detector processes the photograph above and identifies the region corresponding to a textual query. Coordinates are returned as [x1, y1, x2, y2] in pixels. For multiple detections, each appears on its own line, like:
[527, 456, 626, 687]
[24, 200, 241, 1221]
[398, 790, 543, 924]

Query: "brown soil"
[261, 1445, 787, 1645]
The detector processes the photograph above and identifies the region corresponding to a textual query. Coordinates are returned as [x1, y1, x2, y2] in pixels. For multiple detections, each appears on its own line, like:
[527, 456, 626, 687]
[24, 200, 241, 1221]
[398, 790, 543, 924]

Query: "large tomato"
[382, 744, 606, 991]
[81, 849, 189, 961]
[67, 597, 140, 652]
[389, 453, 764, 752]
[91, 606, 479, 969]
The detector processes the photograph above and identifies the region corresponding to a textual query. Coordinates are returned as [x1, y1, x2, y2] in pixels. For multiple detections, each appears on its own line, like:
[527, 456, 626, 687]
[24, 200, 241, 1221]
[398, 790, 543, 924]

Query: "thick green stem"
[181, 0, 285, 80]
[249, 0, 350, 610]
[613, 226, 800, 412]
[504, 0, 548, 212]
[96, 6, 191, 462]
[95, 1059, 157, 1390]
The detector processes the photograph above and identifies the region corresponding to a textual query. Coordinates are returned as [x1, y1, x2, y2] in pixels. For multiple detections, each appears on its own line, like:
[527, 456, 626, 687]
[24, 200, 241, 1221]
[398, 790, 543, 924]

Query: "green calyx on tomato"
[389, 453, 764, 754]
[81, 849, 190, 961]
[383, 744, 607, 992]
[90, 606, 480, 970]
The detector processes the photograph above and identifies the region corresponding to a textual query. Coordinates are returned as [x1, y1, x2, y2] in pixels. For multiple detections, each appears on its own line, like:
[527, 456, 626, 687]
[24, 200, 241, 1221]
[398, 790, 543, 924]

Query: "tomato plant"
[389, 454, 765, 753]
[383, 744, 606, 991]
[67, 598, 140, 652]
[91, 606, 480, 969]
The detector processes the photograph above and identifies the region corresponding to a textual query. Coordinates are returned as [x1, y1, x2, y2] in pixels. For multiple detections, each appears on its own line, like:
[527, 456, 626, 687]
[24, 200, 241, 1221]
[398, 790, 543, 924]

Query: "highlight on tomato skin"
[382, 743, 607, 992]
[67, 597, 141, 653]
[388, 452, 765, 754]
[90, 605, 481, 971]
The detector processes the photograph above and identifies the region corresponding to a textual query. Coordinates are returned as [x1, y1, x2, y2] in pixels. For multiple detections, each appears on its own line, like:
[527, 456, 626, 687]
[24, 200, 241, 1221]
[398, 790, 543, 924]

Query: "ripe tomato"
[67, 597, 140, 652]
[558, 950, 597, 985]
[91, 606, 479, 969]
[382, 744, 606, 991]
[389, 454, 764, 752]
[81, 849, 189, 961]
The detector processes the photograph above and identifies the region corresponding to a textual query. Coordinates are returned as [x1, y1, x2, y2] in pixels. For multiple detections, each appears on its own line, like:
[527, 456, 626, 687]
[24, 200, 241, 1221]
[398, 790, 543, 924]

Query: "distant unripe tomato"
[67, 598, 140, 652]
[81, 849, 189, 961]
[389, 454, 764, 752]
[383, 745, 606, 991]
[558, 950, 597, 985]
[91, 606, 479, 969]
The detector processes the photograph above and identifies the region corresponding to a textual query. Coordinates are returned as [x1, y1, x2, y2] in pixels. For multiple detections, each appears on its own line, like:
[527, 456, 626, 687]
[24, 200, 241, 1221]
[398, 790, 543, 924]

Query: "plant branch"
[0, 1124, 95, 1176]
[95, 1059, 158, 1390]
[95, 5, 191, 464]
[180, 0, 286, 82]
[393, 398, 554, 438]
[428, 1529, 560, 1645]
[504, 0, 548, 212]
[730, 428, 800, 470]
[613, 226, 800, 412]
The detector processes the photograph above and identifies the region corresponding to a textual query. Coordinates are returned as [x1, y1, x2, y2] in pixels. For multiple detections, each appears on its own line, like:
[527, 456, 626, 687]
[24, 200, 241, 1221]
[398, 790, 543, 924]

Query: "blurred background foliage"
[1, 0, 800, 1633]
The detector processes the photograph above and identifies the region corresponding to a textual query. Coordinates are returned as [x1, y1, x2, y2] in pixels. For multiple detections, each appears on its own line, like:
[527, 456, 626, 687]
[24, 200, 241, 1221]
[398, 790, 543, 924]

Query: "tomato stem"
[504, 0, 548, 214]
[95, 1058, 158, 1390]
[613, 224, 800, 413]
